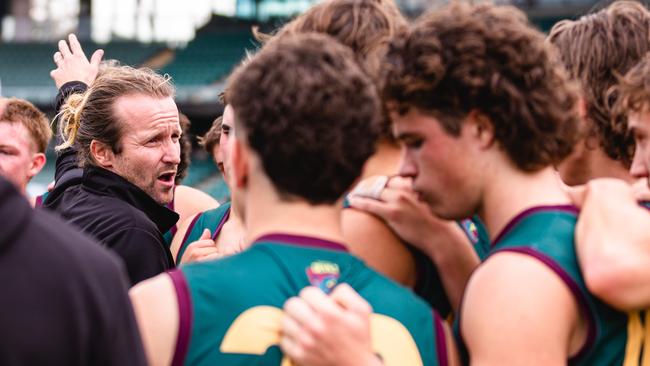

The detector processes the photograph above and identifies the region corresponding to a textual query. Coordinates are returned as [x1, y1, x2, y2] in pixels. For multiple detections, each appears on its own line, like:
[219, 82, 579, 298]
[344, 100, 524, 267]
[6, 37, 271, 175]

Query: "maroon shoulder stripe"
[169, 270, 192, 366]
[433, 311, 449, 366]
[494, 247, 596, 362]
[211, 208, 231, 241]
[176, 213, 203, 263]
[492, 205, 578, 247]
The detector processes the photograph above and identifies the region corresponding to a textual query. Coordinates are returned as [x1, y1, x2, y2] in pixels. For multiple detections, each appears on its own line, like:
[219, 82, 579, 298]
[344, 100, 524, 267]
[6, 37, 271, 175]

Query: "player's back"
[170, 233, 448, 365]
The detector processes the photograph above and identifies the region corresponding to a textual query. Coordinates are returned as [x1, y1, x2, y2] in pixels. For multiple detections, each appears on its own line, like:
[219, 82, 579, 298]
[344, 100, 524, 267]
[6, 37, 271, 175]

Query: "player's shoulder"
[181, 245, 280, 286]
[354, 262, 432, 315]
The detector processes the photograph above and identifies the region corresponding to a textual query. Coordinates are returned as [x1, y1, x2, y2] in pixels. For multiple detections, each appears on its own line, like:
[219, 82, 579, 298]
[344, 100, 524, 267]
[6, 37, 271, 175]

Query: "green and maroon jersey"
[457, 205, 628, 365]
[169, 233, 450, 365]
[176, 202, 231, 263]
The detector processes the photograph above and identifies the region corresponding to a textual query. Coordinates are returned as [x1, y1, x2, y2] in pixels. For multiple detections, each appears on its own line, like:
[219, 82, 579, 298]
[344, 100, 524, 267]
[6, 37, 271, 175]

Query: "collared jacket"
[43, 81, 177, 285]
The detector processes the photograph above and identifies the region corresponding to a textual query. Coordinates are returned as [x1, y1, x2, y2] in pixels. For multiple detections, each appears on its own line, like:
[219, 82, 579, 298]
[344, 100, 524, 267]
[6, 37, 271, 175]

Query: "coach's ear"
[467, 110, 495, 149]
[230, 138, 249, 189]
[90, 139, 114, 168]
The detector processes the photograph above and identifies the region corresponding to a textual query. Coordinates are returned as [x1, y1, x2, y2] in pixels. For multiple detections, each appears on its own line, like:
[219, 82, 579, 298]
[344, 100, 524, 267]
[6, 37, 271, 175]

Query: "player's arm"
[349, 176, 479, 313]
[171, 214, 220, 265]
[342, 209, 417, 287]
[173, 185, 219, 224]
[570, 178, 650, 310]
[461, 253, 583, 366]
[170, 213, 200, 261]
[129, 273, 179, 366]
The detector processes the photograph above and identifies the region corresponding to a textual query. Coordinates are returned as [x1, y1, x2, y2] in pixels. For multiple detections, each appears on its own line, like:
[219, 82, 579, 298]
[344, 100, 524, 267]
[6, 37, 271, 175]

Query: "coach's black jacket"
[0, 177, 147, 365]
[44, 165, 177, 284]
[43, 81, 177, 285]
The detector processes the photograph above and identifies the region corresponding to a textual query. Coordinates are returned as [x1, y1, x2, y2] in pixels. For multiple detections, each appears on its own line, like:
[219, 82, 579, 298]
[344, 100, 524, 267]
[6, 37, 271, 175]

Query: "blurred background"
[0, 0, 622, 200]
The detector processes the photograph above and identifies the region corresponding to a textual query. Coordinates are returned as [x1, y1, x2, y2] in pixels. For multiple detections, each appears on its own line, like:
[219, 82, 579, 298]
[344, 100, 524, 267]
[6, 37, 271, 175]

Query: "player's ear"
[27, 152, 46, 181]
[230, 138, 249, 189]
[466, 110, 495, 149]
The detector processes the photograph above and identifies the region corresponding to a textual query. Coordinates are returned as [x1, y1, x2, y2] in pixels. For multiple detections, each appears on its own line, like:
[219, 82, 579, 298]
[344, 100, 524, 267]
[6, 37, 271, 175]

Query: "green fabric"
[181, 238, 445, 365]
[176, 202, 231, 263]
[458, 216, 490, 261]
[491, 207, 627, 365]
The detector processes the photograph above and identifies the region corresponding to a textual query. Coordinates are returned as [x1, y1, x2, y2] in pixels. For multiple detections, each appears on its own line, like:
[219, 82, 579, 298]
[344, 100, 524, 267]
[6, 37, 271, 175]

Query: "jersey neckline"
[253, 233, 349, 252]
[491, 204, 578, 247]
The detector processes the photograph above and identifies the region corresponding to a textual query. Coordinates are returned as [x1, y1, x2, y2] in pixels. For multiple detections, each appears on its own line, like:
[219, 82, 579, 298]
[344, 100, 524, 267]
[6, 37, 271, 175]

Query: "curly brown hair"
[197, 115, 222, 155]
[176, 113, 192, 184]
[614, 53, 650, 118]
[384, 2, 579, 172]
[227, 33, 381, 204]
[548, 1, 650, 166]
[260, 0, 406, 141]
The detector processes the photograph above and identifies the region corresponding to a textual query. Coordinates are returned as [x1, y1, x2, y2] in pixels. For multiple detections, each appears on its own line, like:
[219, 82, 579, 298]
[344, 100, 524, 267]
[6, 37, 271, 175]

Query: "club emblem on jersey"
[460, 219, 479, 245]
[306, 261, 340, 294]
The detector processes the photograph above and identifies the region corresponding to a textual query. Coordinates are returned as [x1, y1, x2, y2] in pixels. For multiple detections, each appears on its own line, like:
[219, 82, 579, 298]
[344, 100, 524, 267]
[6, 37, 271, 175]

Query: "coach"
[43, 34, 178, 284]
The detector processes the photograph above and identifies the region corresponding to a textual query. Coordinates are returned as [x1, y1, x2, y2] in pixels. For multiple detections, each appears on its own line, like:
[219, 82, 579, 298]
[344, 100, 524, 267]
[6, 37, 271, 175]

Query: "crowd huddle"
[2, 0, 650, 365]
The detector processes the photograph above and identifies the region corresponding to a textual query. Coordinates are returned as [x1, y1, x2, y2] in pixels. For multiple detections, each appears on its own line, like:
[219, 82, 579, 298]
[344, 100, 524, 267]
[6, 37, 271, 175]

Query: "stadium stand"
[160, 31, 252, 86]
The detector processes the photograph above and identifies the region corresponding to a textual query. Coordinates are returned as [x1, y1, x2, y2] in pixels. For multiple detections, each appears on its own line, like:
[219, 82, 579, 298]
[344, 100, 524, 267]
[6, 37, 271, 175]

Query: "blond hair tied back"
[55, 91, 91, 152]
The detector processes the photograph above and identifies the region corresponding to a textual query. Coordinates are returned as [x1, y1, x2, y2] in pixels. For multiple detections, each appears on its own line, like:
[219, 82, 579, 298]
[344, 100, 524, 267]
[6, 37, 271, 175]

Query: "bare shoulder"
[461, 252, 583, 364]
[170, 212, 201, 261]
[174, 185, 219, 222]
[342, 208, 416, 287]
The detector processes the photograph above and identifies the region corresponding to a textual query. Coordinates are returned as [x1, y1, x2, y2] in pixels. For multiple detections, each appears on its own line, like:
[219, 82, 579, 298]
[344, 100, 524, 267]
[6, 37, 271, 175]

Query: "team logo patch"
[461, 219, 479, 245]
[306, 261, 340, 294]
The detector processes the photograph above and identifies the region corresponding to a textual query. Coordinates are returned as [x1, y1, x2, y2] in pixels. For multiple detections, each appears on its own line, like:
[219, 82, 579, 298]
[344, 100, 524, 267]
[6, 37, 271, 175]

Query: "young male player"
[0, 97, 51, 198]
[283, 3, 631, 365]
[567, 54, 650, 364]
[548, 0, 650, 186]
[130, 33, 457, 366]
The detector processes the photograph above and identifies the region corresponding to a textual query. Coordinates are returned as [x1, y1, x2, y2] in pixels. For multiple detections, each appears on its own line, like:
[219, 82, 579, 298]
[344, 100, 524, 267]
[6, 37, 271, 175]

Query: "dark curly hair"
[227, 33, 381, 204]
[548, 1, 650, 167]
[175, 112, 192, 184]
[384, 2, 580, 172]
[197, 115, 222, 155]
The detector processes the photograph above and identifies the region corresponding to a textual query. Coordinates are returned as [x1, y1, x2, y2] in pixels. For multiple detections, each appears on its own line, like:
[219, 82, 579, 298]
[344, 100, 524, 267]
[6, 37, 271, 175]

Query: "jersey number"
[220, 305, 424, 366]
[624, 311, 650, 366]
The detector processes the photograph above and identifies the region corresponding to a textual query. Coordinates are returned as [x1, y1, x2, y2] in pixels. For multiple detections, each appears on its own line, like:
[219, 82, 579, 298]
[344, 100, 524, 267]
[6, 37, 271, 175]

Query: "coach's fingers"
[89, 49, 104, 69]
[68, 34, 85, 56]
[58, 39, 72, 58]
[53, 51, 63, 65]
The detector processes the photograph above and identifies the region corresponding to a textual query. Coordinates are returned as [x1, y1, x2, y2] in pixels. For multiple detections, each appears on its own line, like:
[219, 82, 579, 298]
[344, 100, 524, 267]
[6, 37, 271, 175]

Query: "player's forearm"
[419, 224, 479, 313]
[580, 230, 650, 310]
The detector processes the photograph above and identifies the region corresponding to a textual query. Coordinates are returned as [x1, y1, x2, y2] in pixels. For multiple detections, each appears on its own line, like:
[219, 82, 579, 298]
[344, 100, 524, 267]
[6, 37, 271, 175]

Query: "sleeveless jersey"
[176, 202, 231, 263]
[457, 216, 490, 261]
[169, 233, 450, 366]
[457, 205, 627, 365]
